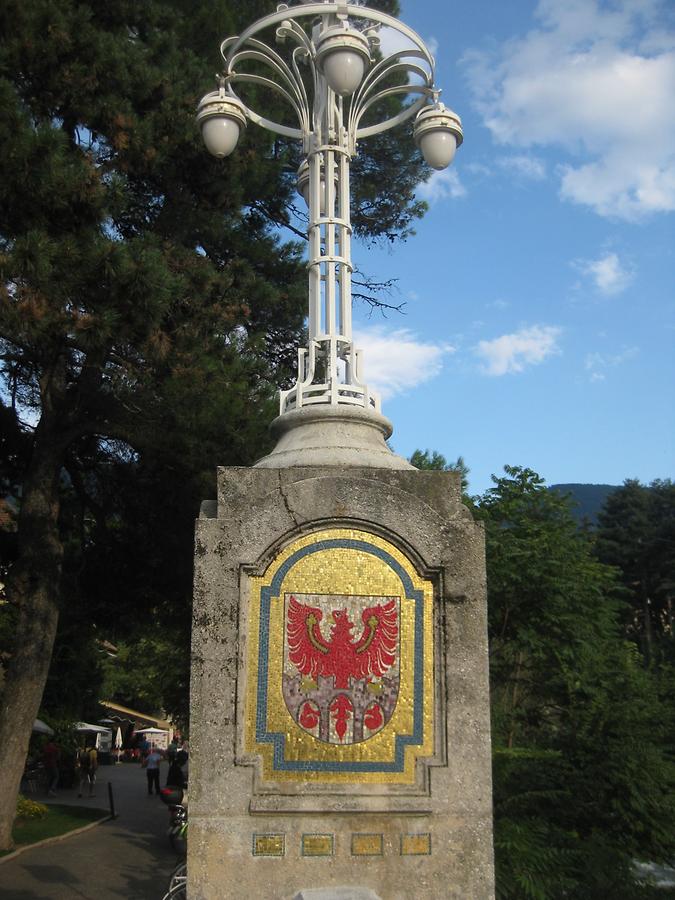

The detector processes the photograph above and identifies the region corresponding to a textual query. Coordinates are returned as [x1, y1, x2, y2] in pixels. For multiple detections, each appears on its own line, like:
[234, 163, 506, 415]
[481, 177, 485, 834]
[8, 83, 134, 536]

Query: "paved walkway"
[0, 763, 180, 900]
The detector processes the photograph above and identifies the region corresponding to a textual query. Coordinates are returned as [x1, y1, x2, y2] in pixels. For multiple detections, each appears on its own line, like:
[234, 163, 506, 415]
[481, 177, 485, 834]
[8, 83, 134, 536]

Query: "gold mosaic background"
[245, 528, 434, 784]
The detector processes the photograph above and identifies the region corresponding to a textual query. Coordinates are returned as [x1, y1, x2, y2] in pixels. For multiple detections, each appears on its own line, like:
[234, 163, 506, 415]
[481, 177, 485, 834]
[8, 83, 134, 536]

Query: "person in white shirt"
[143, 745, 162, 795]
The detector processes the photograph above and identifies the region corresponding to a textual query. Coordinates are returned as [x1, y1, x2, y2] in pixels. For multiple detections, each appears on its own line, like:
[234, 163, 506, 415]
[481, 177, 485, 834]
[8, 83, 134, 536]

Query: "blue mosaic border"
[254, 538, 425, 773]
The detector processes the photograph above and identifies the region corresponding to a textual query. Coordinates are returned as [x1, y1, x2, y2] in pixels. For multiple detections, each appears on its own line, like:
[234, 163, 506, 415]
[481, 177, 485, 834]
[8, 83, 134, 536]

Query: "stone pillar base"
[189, 466, 494, 899]
[253, 405, 412, 470]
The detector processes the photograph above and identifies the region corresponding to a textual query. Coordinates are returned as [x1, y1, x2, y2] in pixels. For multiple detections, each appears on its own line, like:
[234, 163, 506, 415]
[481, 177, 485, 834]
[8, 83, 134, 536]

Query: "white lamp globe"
[196, 91, 247, 158]
[419, 130, 457, 170]
[201, 116, 241, 158]
[316, 26, 371, 97]
[296, 160, 315, 208]
[414, 104, 463, 171]
[297, 158, 338, 215]
[297, 161, 310, 205]
[321, 48, 366, 96]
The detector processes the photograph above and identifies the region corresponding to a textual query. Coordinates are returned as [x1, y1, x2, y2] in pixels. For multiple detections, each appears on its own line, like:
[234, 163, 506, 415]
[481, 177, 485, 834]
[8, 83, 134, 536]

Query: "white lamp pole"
[197, 1, 462, 462]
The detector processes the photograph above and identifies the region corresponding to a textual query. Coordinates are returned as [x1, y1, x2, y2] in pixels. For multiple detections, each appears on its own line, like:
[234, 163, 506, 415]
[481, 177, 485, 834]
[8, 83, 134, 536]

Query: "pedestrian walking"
[76, 743, 98, 797]
[42, 739, 60, 796]
[142, 745, 162, 795]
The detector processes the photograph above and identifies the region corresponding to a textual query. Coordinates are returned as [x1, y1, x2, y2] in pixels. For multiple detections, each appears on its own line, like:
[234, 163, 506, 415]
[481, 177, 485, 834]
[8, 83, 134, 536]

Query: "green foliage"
[0, 0, 308, 439]
[15, 796, 48, 821]
[351, 121, 428, 244]
[409, 448, 451, 470]
[481, 466, 675, 898]
[33, 718, 79, 757]
[0, 0, 436, 747]
[409, 449, 471, 495]
[100, 634, 188, 728]
[7, 802, 106, 853]
[0, 0, 434, 850]
[596, 479, 675, 666]
[0, 0, 305, 734]
[493, 749, 580, 899]
[40, 622, 104, 724]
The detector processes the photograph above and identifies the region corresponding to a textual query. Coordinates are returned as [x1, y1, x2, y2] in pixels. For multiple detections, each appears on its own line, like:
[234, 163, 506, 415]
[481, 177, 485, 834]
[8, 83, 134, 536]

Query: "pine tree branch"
[250, 199, 308, 241]
[352, 269, 405, 313]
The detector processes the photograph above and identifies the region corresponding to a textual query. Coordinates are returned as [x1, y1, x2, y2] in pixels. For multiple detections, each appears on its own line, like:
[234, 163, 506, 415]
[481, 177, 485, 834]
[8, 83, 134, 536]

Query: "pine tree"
[481, 467, 675, 897]
[409, 448, 471, 494]
[0, 0, 433, 847]
[596, 479, 675, 666]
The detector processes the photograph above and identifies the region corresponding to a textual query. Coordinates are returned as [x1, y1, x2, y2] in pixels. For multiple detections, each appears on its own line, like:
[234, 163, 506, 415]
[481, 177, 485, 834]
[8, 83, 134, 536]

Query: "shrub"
[16, 795, 48, 820]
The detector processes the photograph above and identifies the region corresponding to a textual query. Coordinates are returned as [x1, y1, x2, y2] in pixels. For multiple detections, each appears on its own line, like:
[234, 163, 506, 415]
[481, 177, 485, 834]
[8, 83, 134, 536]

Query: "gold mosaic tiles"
[351, 833, 384, 856]
[245, 528, 434, 784]
[301, 834, 334, 857]
[250, 832, 434, 858]
[252, 833, 285, 857]
[401, 833, 432, 855]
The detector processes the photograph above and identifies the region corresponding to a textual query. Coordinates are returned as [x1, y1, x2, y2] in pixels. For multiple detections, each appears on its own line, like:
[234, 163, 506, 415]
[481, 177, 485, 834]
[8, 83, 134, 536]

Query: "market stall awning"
[32, 719, 54, 736]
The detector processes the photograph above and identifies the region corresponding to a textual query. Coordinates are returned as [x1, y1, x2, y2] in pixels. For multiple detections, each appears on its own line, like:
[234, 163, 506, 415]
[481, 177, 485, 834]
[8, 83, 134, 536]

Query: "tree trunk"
[0, 416, 65, 849]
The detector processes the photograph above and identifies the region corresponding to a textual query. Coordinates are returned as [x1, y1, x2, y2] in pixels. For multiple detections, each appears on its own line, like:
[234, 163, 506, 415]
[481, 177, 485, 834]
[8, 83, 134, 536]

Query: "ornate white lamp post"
[198, 1, 462, 467]
[190, 16, 494, 899]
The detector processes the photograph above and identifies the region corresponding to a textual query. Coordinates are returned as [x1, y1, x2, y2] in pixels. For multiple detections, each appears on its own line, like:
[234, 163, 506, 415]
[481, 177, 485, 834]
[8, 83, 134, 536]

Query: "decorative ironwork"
[203, 2, 461, 415]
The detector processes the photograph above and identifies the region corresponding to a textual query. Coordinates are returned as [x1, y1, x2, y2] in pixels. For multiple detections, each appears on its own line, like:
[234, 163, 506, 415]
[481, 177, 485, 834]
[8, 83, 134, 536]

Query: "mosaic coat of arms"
[244, 528, 434, 784]
[285, 593, 399, 745]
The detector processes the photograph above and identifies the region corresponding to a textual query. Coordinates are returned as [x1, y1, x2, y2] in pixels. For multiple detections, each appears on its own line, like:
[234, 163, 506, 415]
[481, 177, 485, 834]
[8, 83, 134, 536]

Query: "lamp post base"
[254, 405, 414, 470]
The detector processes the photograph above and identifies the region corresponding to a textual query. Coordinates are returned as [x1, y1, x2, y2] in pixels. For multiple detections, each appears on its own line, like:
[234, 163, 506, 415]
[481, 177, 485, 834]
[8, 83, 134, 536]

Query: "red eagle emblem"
[287, 595, 398, 690]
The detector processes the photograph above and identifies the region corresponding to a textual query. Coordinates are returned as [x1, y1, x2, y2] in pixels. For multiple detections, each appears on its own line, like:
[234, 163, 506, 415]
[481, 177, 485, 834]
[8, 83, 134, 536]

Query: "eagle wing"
[351, 599, 398, 679]
[286, 595, 330, 679]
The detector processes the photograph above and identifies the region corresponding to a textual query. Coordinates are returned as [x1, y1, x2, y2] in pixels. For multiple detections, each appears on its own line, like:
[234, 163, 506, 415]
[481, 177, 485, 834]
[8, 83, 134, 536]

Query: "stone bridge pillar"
[189, 464, 494, 899]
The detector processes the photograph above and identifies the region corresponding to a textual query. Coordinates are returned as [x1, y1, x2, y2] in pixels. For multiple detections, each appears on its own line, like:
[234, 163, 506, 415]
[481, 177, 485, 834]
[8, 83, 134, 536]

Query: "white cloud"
[576, 251, 635, 295]
[426, 36, 439, 60]
[354, 326, 454, 399]
[417, 168, 466, 203]
[487, 298, 510, 310]
[462, 0, 675, 220]
[498, 154, 547, 180]
[464, 161, 492, 178]
[377, 25, 439, 60]
[585, 346, 639, 380]
[475, 325, 562, 376]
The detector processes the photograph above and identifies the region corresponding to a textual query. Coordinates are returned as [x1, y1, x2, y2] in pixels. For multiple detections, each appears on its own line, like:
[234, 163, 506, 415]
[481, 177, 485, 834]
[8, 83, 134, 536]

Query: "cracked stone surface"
[189, 466, 495, 900]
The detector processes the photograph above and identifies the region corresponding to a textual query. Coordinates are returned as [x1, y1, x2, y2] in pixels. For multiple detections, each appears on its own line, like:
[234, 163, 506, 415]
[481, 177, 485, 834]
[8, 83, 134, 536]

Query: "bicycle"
[161, 860, 186, 900]
[169, 860, 186, 889]
[161, 882, 186, 900]
[167, 804, 187, 855]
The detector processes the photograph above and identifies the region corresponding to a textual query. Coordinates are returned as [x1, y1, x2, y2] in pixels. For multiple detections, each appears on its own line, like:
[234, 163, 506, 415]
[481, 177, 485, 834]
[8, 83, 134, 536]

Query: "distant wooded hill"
[548, 483, 619, 525]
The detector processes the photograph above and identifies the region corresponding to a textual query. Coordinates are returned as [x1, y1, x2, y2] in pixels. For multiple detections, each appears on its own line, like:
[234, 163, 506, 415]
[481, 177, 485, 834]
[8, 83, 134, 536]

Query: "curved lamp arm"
[197, 1, 463, 417]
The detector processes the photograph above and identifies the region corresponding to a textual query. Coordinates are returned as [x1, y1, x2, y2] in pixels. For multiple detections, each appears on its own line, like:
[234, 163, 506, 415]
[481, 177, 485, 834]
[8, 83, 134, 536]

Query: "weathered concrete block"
[189, 466, 494, 899]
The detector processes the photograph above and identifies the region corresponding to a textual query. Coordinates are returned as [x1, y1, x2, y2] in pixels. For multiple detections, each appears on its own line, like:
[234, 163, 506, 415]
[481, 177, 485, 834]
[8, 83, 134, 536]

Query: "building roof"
[99, 700, 172, 731]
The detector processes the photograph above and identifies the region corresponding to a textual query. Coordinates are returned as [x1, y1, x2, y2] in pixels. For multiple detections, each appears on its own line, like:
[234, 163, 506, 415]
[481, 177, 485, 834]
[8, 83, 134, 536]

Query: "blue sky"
[347, 0, 675, 494]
